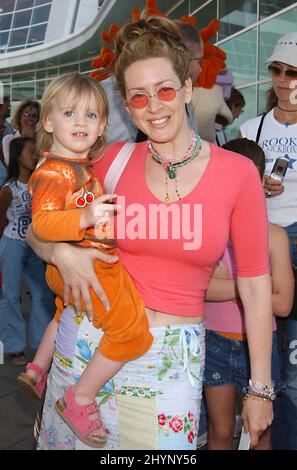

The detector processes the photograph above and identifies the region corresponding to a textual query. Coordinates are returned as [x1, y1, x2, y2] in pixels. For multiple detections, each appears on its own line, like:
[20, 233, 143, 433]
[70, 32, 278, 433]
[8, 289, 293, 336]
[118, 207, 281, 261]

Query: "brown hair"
[11, 99, 40, 131]
[222, 138, 265, 179]
[265, 86, 278, 113]
[226, 87, 245, 109]
[114, 16, 191, 98]
[37, 73, 108, 157]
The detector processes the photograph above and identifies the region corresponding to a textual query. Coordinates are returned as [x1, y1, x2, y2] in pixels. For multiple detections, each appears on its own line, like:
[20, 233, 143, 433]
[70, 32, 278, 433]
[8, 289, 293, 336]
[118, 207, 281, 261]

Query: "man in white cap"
[240, 32, 297, 450]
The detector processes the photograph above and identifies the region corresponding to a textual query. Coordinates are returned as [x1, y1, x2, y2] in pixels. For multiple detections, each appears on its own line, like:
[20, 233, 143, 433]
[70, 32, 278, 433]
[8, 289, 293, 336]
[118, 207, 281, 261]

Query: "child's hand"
[80, 194, 120, 230]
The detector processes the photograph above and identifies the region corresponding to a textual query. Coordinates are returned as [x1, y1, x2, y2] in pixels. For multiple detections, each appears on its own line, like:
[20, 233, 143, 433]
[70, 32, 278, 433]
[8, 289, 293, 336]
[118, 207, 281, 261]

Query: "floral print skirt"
[37, 306, 205, 450]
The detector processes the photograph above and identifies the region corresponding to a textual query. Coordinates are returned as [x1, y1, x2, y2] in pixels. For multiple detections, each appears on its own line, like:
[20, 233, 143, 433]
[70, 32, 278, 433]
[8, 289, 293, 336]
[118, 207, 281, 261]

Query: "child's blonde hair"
[37, 73, 108, 158]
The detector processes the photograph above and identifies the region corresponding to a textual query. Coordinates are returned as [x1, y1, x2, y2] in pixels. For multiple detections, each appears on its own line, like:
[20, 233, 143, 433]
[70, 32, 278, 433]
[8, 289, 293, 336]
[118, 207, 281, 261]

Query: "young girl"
[0, 137, 54, 366]
[17, 73, 153, 448]
[204, 138, 294, 449]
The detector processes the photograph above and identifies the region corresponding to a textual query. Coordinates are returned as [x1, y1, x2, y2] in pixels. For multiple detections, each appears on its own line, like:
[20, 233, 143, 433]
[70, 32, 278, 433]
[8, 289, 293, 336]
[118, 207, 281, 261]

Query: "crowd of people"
[0, 14, 297, 451]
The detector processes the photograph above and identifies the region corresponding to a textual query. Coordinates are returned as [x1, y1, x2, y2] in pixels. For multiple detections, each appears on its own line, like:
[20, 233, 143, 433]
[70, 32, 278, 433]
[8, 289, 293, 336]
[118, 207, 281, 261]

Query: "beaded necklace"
[148, 134, 201, 203]
[148, 133, 201, 180]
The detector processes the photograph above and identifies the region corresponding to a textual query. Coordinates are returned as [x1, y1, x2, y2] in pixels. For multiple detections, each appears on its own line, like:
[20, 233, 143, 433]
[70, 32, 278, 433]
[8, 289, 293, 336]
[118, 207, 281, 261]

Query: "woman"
[240, 31, 297, 450]
[27, 16, 273, 450]
[2, 99, 40, 167]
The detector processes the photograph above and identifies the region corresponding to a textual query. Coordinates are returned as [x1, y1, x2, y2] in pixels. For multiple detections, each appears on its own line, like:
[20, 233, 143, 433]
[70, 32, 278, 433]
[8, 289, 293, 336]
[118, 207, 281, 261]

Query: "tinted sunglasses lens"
[287, 70, 297, 78]
[157, 87, 176, 101]
[129, 94, 148, 108]
[269, 65, 297, 78]
[268, 65, 281, 76]
[23, 112, 38, 119]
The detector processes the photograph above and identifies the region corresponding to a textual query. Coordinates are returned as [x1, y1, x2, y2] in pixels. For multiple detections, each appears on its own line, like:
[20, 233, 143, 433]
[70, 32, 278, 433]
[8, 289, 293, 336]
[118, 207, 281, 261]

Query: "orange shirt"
[29, 153, 115, 252]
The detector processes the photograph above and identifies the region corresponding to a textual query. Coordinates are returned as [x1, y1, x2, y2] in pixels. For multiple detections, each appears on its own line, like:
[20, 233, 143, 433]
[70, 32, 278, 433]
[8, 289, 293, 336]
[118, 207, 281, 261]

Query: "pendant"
[285, 121, 290, 128]
[167, 167, 176, 179]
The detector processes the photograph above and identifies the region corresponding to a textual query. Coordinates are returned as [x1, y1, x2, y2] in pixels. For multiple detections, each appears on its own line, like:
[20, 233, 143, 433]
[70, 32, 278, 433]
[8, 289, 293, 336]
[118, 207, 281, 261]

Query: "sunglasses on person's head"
[268, 64, 297, 79]
[126, 84, 184, 109]
[22, 111, 39, 119]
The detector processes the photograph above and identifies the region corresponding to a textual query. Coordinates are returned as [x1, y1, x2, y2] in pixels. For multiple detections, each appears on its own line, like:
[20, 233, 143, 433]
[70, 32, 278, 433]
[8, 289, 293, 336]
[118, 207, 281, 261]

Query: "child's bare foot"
[26, 367, 41, 383]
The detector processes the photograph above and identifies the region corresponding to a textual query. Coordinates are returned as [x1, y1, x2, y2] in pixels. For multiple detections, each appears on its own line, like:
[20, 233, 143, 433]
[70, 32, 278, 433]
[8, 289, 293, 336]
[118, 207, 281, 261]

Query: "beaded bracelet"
[248, 379, 275, 396]
[243, 394, 269, 402]
[248, 382, 276, 400]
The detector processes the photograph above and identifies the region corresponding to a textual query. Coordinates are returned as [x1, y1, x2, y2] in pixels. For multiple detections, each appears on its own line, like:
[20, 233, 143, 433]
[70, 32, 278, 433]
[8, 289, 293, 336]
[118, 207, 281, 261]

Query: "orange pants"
[46, 260, 153, 362]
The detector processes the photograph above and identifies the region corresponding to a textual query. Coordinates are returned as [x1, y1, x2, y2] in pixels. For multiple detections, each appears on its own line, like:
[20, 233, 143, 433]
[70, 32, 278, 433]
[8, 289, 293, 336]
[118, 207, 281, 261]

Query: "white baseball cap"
[265, 32, 297, 67]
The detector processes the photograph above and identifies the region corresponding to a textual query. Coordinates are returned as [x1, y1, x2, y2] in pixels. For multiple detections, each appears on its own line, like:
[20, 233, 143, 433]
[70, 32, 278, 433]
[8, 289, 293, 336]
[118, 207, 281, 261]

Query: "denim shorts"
[204, 329, 282, 395]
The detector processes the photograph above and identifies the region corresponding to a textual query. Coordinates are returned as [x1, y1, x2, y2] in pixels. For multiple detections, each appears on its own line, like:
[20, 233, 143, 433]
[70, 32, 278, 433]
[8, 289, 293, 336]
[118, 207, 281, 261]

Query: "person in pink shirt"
[204, 138, 294, 449]
[27, 16, 273, 450]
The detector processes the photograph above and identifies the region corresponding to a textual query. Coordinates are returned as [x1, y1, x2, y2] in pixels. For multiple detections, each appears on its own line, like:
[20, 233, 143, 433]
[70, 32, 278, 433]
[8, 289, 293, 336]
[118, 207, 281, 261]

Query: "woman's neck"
[274, 101, 297, 126]
[149, 127, 195, 160]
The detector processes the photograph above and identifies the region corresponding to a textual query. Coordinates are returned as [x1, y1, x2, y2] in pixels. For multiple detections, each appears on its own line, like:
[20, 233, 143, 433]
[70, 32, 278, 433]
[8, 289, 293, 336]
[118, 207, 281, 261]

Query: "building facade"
[166, 0, 297, 138]
[1, 0, 297, 136]
[0, 0, 111, 104]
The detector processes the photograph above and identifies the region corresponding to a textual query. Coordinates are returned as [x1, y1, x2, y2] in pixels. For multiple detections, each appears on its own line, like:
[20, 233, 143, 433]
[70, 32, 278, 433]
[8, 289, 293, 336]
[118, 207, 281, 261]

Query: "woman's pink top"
[205, 245, 276, 332]
[94, 141, 269, 317]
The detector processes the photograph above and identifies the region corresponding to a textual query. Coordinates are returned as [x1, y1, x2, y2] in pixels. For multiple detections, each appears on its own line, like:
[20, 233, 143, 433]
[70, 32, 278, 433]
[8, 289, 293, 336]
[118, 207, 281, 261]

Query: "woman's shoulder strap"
[104, 142, 136, 193]
[255, 113, 267, 144]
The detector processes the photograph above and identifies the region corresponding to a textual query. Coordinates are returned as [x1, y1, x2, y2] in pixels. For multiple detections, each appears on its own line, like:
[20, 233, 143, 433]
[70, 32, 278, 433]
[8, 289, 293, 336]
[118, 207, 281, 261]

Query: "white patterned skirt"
[37, 306, 205, 450]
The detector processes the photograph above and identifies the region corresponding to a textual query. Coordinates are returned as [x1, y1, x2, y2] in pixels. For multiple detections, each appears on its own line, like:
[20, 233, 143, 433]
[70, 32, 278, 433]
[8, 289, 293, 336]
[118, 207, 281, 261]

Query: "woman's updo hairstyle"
[114, 16, 191, 98]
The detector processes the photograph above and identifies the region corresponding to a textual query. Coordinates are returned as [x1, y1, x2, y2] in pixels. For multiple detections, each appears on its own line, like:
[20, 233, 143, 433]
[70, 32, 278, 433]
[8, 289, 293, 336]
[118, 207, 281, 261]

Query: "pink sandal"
[55, 385, 107, 448]
[17, 362, 48, 402]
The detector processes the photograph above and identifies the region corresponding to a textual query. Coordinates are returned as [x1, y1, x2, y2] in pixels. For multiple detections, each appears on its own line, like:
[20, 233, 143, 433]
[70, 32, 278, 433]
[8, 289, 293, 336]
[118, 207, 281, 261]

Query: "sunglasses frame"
[22, 111, 39, 119]
[126, 84, 184, 109]
[268, 64, 297, 79]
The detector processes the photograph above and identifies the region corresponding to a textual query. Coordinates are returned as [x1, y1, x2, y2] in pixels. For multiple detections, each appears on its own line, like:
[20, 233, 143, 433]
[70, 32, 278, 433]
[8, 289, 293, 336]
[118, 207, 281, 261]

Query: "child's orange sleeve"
[29, 163, 85, 242]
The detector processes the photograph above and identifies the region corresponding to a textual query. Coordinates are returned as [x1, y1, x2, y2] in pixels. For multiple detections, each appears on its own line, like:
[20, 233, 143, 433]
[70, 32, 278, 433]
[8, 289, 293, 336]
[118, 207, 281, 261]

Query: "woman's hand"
[52, 243, 118, 320]
[263, 176, 284, 197]
[242, 396, 273, 449]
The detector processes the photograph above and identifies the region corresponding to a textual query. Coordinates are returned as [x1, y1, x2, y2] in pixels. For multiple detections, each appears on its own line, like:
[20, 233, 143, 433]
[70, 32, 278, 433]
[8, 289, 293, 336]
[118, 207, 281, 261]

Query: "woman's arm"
[26, 225, 118, 318]
[0, 186, 12, 237]
[237, 274, 273, 448]
[205, 278, 236, 301]
[205, 261, 237, 301]
[269, 223, 294, 316]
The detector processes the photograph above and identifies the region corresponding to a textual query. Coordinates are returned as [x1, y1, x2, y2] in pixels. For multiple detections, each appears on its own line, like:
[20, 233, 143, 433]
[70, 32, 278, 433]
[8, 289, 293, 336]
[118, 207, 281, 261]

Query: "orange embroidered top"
[28, 153, 115, 252]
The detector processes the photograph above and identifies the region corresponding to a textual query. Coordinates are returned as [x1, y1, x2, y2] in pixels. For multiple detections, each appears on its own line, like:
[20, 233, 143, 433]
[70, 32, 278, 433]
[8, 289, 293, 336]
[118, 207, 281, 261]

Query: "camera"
[270, 157, 288, 182]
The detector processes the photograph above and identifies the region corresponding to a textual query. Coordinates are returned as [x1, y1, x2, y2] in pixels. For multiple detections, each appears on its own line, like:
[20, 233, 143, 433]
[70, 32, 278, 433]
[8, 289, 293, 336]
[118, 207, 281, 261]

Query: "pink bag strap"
[104, 143, 136, 193]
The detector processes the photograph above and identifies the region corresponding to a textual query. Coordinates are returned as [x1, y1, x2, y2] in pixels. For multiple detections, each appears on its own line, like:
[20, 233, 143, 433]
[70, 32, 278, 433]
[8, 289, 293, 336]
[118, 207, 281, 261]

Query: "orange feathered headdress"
[90, 0, 226, 89]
